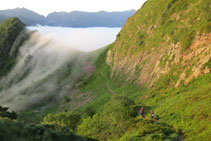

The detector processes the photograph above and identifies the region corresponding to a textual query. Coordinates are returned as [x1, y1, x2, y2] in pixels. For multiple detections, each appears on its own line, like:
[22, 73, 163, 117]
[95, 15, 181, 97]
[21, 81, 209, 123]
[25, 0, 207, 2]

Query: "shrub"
[43, 112, 81, 131]
[84, 107, 96, 117]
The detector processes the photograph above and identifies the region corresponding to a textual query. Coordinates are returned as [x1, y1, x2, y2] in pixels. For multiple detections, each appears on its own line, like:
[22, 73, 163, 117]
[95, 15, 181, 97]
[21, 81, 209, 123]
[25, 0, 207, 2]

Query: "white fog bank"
[0, 26, 120, 111]
[27, 26, 121, 52]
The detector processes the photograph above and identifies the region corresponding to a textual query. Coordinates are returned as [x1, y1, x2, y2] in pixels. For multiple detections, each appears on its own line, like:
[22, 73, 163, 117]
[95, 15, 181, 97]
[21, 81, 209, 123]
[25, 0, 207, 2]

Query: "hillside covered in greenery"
[64, 0, 210, 140]
[74, 0, 210, 140]
[0, 0, 210, 140]
[0, 17, 27, 78]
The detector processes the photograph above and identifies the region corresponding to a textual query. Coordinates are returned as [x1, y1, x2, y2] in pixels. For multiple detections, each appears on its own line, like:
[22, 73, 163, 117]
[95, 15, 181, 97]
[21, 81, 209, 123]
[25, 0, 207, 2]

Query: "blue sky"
[0, 0, 146, 16]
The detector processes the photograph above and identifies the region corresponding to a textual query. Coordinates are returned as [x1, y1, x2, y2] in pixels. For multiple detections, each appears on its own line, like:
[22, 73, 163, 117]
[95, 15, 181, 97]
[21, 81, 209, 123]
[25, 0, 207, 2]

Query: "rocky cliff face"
[106, 0, 211, 88]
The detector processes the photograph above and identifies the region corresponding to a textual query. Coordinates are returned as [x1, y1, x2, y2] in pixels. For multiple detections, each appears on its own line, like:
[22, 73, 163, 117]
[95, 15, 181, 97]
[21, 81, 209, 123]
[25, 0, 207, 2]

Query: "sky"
[0, 0, 146, 16]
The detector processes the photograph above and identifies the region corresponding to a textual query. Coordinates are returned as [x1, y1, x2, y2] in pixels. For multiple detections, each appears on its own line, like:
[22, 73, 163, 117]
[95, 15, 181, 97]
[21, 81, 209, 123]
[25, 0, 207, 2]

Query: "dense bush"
[120, 119, 178, 141]
[77, 96, 135, 140]
[0, 106, 92, 141]
[0, 118, 91, 141]
[43, 112, 81, 131]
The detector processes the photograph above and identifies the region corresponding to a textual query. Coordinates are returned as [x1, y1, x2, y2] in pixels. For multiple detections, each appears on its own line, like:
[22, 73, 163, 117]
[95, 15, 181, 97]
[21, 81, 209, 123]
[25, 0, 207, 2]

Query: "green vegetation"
[0, 17, 26, 78]
[0, 106, 92, 141]
[0, 118, 91, 141]
[74, 48, 210, 140]
[160, 54, 170, 67]
[0, 0, 210, 140]
[43, 112, 81, 131]
[114, 0, 211, 57]
[141, 73, 211, 140]
[77, 95, 177, 141]
[202, 58, 211, 69]
[84, 107, 96, 117]
[76, 46, 143, 113]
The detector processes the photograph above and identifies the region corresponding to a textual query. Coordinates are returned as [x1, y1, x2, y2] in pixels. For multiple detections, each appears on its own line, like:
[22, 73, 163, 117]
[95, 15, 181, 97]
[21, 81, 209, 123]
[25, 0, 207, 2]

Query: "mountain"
[0, 8, 45, 25]
[107, 0, 211, 88]
[0, 0, 210, 140]
[77, 0, 210, 140]
[0, 8, 136, 27]
[46, 10, 136, 27]
[0, 14, 6, 23]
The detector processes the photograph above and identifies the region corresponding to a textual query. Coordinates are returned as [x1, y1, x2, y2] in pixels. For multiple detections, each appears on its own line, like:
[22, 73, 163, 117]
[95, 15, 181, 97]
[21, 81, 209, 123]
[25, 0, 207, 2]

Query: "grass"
[76, 45, 146, 115]
[112, 0, 211, 61]
[76, 47, 113, 113]
[75, 46, 211, 140]
[138, 73, 211, 140]
[202, 58, 211, 69]
[160, 54, 170, 67]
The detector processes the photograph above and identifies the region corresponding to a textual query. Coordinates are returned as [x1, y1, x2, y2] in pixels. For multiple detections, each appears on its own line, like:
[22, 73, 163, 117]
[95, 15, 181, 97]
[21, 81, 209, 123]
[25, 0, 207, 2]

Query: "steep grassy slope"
[68, 0, 211, 140]
[107, 0, 211, 87]
[73, 45, 210, 140]
[0, 17, 28, 78]
[74, 46, 143, 113]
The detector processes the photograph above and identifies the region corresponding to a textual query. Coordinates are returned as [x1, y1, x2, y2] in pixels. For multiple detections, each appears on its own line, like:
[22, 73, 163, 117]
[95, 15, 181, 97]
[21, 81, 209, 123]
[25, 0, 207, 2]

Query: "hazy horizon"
[0, 0, 146, 16]
[0, 7, 137, 17]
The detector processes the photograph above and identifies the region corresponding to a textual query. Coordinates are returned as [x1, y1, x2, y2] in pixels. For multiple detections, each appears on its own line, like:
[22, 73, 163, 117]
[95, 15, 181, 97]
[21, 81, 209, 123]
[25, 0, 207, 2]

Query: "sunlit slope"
[107, 0, 211, 87]
[78, 46, 210, 140]
[105, 0, 211, 140]
[75, 0, 211, 140]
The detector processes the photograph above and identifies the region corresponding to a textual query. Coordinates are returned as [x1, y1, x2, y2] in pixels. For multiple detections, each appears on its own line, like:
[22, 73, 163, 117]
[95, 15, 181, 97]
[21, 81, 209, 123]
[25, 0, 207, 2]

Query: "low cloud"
[0, 26, 120, 111]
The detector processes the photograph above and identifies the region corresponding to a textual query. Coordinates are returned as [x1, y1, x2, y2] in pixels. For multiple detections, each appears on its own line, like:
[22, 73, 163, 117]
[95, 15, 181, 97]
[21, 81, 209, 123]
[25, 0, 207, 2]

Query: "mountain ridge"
[0, 8, 136, 27]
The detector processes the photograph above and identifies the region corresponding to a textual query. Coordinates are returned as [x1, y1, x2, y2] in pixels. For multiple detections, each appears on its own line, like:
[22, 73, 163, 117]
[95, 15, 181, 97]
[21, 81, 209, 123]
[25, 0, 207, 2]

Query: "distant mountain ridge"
[0, 8, 136, 27]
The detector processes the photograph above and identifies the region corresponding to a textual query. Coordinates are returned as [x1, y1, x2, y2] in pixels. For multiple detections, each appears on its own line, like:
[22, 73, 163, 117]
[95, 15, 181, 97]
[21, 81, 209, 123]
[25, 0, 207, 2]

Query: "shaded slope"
[0, 17, 27, 77]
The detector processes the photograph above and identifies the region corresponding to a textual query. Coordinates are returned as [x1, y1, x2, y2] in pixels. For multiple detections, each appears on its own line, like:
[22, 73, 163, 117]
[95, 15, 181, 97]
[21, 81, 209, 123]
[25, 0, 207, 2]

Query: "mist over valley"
[0, 26, 120, 111]
[28, 26, 121, 52]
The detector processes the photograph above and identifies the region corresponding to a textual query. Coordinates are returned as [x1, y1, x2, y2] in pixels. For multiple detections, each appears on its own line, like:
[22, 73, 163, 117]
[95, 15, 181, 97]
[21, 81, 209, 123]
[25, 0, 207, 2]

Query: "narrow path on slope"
[106, 82, 116, 95]
[100, 71, 116, 95]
